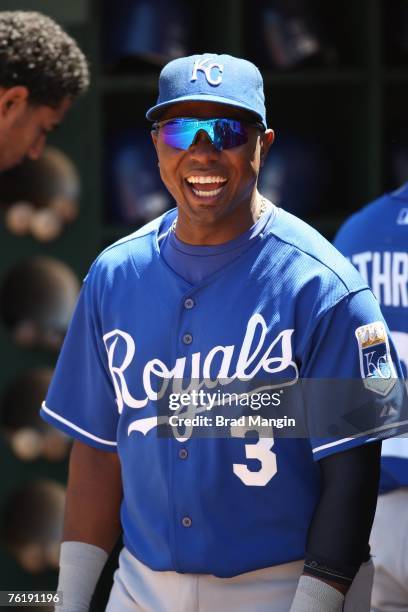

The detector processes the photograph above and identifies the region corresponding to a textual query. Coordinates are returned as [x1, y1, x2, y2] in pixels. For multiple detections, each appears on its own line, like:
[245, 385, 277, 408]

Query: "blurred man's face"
[0, 87, 71, 171]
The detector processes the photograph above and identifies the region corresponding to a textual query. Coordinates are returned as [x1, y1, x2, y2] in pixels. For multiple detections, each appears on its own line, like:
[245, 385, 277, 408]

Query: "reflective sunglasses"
[153, 117, 264, 151]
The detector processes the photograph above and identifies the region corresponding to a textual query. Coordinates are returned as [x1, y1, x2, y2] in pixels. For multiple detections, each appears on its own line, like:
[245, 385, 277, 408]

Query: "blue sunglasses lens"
[158, 118, 249, 151]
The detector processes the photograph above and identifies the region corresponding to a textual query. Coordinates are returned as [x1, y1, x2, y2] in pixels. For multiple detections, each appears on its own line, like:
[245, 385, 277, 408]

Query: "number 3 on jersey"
[231, 424, 277, 486]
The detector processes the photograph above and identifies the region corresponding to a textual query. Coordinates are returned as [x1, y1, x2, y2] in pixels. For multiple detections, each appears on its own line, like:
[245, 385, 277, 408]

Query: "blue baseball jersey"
[41, 206, 407, 576]
[334, 183, 408, 493]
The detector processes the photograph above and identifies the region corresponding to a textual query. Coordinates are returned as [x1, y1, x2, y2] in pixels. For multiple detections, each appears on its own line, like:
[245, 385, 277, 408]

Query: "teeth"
[192, 187, 223, 197]
[186, 176, 227, 184]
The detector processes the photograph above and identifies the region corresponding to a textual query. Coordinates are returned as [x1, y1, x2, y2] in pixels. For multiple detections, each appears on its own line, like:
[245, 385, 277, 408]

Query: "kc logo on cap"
[190, 57, 224, 86]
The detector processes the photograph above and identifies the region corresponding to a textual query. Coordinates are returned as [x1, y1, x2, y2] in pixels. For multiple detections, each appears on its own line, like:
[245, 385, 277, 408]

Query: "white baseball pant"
[106, 547, 373, 611]
[370, 488, 408, 611]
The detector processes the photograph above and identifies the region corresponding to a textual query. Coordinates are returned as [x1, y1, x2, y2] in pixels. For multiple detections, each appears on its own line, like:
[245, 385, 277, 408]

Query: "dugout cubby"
[101, 91, 173, 230]
[382, 82, 408, 192]
[382, 0, 408, 68]
[243, 0, 369, 71]
[261, 79, 371, 239]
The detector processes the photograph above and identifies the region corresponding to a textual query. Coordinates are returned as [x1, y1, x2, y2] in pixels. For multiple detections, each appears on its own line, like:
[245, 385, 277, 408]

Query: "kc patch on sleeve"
[355, 321, 397, 396]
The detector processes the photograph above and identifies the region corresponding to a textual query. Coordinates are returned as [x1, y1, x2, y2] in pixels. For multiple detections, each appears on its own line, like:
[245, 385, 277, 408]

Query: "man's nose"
[188, 130, 219, 159]
[28, 136, 46, 161]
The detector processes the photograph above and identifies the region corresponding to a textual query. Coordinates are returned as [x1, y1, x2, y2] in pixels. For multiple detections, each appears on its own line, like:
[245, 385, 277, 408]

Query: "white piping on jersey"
[41, 402, 117, 447]
[313, 419, 408, 454]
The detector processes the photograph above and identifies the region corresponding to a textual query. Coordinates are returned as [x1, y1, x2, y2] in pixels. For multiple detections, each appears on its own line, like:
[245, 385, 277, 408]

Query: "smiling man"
[0, 11, 89, 172]
[42, 54, 408, 612]
[151, 100, 273, 244]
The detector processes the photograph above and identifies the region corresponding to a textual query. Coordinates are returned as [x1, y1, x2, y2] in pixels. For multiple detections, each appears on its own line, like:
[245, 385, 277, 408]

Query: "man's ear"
[151, 129, 159, 153]
[151, 130, 161, 169]
[260, 129, 274, 166]
[0, 86, 30, 122]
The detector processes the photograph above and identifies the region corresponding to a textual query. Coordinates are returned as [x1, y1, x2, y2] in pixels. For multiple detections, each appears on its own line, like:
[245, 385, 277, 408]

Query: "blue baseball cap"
[146, 53, 267, 129]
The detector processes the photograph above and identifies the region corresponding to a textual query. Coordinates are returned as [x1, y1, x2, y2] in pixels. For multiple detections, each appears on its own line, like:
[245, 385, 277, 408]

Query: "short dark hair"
[0, 11, 90, 107]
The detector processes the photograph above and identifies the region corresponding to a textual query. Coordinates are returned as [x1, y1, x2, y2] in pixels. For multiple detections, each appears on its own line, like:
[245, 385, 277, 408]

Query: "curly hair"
[0, 11, 90, 107]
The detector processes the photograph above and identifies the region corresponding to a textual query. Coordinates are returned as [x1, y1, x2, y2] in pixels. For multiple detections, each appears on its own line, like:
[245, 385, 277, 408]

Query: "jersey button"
[182, 333, 193, 345]
[182, 516, 192, 528]
[179, 448, 188, 459]
[184, 298, 195, 309]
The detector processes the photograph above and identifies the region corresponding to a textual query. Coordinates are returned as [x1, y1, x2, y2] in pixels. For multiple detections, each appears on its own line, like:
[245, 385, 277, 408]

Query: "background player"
[41, 54, 407, 611]
[334, 181, 408, 610]
[0, 10, 89, 173]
